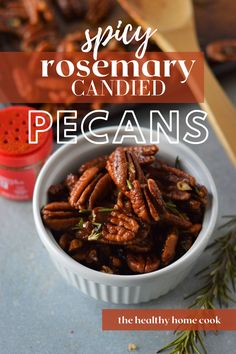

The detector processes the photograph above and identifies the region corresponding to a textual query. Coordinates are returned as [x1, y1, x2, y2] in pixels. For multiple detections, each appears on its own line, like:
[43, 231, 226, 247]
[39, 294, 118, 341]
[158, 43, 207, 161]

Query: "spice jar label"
[0, 168, 37, 200]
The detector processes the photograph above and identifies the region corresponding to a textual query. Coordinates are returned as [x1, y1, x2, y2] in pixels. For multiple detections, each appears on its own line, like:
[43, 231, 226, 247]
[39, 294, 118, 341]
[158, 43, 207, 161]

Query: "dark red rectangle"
[102, 309, 236, 331]
[0, 52, 204, 104]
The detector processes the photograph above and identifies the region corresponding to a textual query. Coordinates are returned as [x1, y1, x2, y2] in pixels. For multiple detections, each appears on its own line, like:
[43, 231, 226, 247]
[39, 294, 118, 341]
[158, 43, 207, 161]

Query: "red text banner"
[102, 309, 236, 331]
[0, 52, 204, 104]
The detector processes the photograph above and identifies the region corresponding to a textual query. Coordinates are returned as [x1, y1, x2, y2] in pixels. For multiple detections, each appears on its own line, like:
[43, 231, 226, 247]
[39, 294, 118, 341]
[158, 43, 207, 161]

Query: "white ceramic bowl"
[33, 127, 218, 304]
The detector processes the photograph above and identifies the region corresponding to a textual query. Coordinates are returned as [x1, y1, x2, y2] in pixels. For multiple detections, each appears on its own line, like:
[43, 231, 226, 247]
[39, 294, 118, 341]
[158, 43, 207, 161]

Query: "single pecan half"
[153, 159, 196, 187]
[129, 178, 166, 223]
[127, 253, 160, 273]
[79, 155, 108, 174]
[103, 210, 140, 242]
[42, 202, 81, 231]
[106, 145, 158, 192]
[206, 39, 236, 62]
[69, 167, 113, 209]
[126, 238, 153, 253]
[161, 228, 179, 266]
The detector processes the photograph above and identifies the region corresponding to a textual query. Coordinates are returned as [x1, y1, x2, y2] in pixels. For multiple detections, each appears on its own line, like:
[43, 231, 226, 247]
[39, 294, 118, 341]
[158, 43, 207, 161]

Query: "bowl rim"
[33, 126, 218, 283]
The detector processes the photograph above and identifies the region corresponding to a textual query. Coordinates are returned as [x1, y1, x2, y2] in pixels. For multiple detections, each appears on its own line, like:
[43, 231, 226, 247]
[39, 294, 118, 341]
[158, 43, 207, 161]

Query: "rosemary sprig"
[157, 215, 236, 354]
[72, 218, 84, 230]
[78, 209, 92, 215]
[127, 179, 133, 190]
[87, 222, 102, 241]
[87, 229, 102, 241]
[157, 330, 207, 354]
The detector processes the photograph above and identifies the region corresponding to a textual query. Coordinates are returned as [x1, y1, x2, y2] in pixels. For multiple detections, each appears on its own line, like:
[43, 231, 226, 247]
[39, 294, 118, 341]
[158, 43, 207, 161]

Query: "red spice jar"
[0, 106, 53, 200]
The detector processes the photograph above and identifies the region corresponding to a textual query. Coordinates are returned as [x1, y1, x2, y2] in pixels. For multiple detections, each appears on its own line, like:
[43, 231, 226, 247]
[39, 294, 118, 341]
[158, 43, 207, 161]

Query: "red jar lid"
[0, 106, 53, 167]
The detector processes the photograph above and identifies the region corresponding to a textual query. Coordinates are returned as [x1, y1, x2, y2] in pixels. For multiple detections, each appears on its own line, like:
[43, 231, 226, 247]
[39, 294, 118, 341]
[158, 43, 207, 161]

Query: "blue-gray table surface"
[0, 73, 236, 354]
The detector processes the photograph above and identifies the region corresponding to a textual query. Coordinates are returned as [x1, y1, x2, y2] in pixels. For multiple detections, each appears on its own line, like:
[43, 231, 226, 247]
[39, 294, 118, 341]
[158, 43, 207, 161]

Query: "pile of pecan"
[42, 145, 208, 275]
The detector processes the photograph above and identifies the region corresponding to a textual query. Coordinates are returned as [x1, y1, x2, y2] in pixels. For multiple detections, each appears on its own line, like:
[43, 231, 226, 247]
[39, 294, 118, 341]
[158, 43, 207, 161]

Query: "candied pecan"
[65, 173, 79, 191]
[48, 182, 68, 201]
[188, 224, 202, 236]
[76, 173, 103, 209]
[127, 253, 160, 273]
[21, 24, 57, 51]
[22, 0, 39, 24]
[79, 155, 108, 174]
[68, 239, 83, 254]
[59, 233, 73, 251]
[42, 202, 81, 231]
[86, 248, 99, 264]
[55, 0, 86, 19]
[107, 148, 165, 223]
[124, 145, 158, 166]
[129, 180, 150, 223]
[161, 229, 179, 266]
[154, 159, 196, 186]
[72, 246, 99, 264]
[89, 173, 113, 209]
[126, 238, 153, 253]
[188, 199, 202, 212]
[101, 265, 113, 274]
[195, 185, 208, 205]
[129, 178, 166, 223]
[115, 191, 133, 213]
[69, 166, 99, 208]
[107, 146, 157, 192]
[70, 170, 113, 210]
[86, 0, 115, 24]
[206, 40, 236, 62]
[110, 256, 122, 269]
[164, 187, 191, 201]
[163, 213, 192, 230]
[103, 210, 139, 242]
[107, 147, 128, 192]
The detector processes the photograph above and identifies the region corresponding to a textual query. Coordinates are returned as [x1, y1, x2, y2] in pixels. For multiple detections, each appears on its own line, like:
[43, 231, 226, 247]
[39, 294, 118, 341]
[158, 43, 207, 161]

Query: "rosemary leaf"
[97, 207, 115, 213]
[127, 179, 133, 190]
[87, 229, 102, 241]
[78, 209, 92, 215]
[175, 156, 181, 169]
[72, 218, 84, 230]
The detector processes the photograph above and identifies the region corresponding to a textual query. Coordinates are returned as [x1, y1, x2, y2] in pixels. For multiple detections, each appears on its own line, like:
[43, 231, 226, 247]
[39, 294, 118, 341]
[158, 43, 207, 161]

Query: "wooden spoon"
[117, 0, 236, 166]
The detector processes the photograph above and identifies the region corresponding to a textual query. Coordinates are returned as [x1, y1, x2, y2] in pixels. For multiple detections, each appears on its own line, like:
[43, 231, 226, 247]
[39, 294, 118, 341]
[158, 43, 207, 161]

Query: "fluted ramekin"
[33, 127, 218, 304]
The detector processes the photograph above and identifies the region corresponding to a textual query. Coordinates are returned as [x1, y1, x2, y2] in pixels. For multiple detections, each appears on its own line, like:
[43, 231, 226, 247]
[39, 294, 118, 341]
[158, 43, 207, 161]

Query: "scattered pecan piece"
[206, 39, 236, 62]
